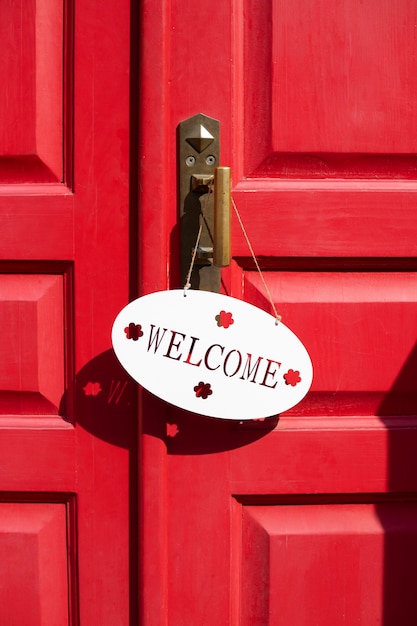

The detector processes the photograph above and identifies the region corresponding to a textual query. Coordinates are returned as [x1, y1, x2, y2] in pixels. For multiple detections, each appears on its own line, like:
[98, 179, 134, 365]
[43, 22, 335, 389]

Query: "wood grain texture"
[140, 0, 417, 623]
[0, 1, 136, 624]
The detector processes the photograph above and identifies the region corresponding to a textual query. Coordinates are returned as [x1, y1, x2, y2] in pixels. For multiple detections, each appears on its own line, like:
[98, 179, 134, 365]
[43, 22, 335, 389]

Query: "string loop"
[232, 197, 281, 324]
[183, 181, 281, 324]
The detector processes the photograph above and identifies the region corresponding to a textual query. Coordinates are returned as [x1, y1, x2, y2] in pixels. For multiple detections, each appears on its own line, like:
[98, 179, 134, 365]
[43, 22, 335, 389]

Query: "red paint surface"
[0, 503, 69, 625]
[139, 0, 417, 624]
[0, 1, 136, 624]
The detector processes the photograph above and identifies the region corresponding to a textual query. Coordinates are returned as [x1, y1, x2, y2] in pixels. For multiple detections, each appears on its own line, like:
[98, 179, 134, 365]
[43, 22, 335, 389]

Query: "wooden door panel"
[242, 0, 417, 170]
[140, 0, 417, 623]
[232, 184, 417, 258]
[0, 204, 74, 260]
[0, 0, 66, 182]
[240, 501, 417, 625]
[229, 428, 390, 495]
[242, 267, 417, 413]
[0, 273, 65, 413]
[166, 445, 232, 625]
[0, 502, 70, 625]
[271, 1, 417, 154]
[0, 1, 135, 623]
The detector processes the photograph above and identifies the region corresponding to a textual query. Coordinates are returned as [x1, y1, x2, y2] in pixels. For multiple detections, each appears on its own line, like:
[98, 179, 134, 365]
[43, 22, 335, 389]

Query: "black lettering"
[259, 359, 281, 389]
[240, 353, 263, 383]
[164, 330, 186, 360]
[184, 336, 202, 367]
[147, 325, 167, 353]
[223, 349, 242, 377]
[204, 344, 224, 371]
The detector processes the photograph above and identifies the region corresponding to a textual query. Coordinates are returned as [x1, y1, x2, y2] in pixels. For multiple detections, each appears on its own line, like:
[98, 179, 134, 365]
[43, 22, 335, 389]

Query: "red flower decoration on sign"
[124, 323, 144, 341]
[194, 381, 213, 399]
[284, 369, 301, 386]
[215, 310, 234, 329]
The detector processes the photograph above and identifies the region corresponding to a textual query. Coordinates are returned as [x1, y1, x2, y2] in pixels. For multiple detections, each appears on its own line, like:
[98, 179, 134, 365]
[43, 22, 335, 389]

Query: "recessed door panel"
[244, 268, 417, 415]
[0, 274, 65, 414]
[241, 501, 417, 625]
[0, 502, 69, 626]
[0, 0, 66, 182]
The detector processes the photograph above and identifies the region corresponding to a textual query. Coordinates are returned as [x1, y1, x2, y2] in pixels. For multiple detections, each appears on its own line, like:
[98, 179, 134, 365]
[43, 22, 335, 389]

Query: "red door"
[0, 2, 136, 624]
[140, 1, 417, 624]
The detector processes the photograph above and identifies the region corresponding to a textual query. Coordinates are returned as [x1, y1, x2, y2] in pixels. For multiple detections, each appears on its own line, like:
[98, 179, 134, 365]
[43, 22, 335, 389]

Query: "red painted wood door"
[140, 1, 417, 624]
[0, 2, 136, 624]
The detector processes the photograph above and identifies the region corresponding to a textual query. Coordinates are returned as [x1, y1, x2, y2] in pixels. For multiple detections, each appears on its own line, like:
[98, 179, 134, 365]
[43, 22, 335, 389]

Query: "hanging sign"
[112, 290, 313, 420]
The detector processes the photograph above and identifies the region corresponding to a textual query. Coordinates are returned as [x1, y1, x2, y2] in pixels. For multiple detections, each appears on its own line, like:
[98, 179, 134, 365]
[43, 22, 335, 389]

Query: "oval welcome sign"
[112, 290, 313, 420]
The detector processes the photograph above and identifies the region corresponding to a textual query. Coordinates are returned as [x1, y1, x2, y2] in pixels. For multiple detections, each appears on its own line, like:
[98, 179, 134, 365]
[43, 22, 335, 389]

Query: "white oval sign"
[112, 290, 313, 420]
